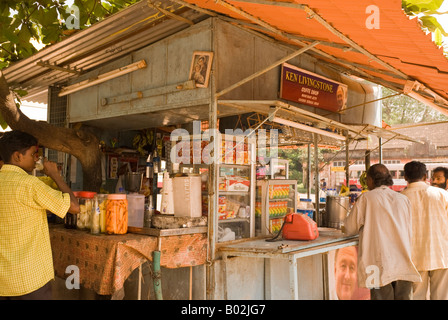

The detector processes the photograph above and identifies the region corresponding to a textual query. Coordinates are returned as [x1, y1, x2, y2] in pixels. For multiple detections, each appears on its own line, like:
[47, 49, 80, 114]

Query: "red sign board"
[280, 63, 348, 113]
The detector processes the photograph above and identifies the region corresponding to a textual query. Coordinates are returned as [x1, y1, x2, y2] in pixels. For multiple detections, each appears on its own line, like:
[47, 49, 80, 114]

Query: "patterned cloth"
[0, 165, 71, 296]
[50, 225, 208, 299]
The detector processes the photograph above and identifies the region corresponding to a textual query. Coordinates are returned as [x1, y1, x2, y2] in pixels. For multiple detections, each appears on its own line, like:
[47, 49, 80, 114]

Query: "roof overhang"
[2, 0, 448, 122]
[1, 0, 210, 103]
[182, 0, 448, 116]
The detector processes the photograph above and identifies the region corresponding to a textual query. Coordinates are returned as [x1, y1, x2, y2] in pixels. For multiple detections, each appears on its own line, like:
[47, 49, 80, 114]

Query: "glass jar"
[91, 194, 101, 234]
[95, 194, 108, 233]
[77, 191, 96, 230]
[64, 191, 79, 229]
[106, 194, 128, 234]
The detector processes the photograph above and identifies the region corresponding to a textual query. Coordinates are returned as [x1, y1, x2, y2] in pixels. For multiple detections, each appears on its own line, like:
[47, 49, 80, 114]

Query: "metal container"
[125, 172, 143, 193]
[325, 196, 350, 229]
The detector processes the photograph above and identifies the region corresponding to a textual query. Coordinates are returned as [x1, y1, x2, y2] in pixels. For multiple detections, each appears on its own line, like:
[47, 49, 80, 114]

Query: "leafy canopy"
[0, 0, 140, 129]
[0, 0, 140, 69]
[402, 0, 448, 47]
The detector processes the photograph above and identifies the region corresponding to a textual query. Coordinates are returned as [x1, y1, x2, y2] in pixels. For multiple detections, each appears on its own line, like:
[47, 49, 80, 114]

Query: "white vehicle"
[347, 162, 448, 191]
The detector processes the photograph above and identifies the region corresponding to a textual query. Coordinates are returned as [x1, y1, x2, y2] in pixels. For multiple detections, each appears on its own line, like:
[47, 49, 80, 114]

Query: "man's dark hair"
[367, 163, 393, 188]
[404, 161, 427, 182]
[432, 166, 448, 179]
[0, 131, 38, 163]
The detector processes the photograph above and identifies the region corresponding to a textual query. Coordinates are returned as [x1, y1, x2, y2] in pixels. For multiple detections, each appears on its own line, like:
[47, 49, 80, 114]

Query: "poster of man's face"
[328, 246, 370, 300]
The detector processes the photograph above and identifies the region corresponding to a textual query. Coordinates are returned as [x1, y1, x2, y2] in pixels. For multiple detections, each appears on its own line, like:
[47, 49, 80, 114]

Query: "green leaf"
[3, 28, 19, 43]
[419, 15, 448, 35]
[41, 25, 61, 44]
[403, 0, 444, 13]
[0, 115, 8, 130]
[13, 89, 28, 97]
[434, 27, 443, 46]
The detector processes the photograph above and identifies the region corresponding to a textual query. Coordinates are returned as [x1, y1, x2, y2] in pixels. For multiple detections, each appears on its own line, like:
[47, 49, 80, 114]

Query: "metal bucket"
[325, 196, 350, 229]
[125, 172, 143, 193]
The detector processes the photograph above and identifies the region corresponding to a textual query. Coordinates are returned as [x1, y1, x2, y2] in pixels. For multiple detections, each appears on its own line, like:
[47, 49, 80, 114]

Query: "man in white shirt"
[344, 164, 421, 300]
[401, 161, 448, 300]
[431, 166, 448, 190]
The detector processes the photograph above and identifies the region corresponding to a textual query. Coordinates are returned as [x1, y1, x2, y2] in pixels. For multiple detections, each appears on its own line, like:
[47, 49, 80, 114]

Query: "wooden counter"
[49, 224, 207, 299]
[218, 228, 359, 300]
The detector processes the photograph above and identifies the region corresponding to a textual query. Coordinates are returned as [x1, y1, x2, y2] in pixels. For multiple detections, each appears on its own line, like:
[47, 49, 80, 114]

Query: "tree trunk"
[0, 71, 102, 192]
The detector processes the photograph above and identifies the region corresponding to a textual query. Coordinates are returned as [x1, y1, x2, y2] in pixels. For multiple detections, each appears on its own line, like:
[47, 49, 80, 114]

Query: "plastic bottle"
[146, 153, 153, 179]
[153, 149, 160, 174]
[115, 176, 125, 194]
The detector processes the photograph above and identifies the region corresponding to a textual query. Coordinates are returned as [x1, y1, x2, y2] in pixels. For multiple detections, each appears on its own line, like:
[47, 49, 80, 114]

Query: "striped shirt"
[401, 181, 448, 271]
[0, 164, 71, 296]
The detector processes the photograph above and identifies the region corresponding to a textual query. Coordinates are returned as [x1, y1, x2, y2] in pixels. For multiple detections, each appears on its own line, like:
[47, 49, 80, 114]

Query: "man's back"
[345, 186, 420, 288]
[401, 181, 448, 271]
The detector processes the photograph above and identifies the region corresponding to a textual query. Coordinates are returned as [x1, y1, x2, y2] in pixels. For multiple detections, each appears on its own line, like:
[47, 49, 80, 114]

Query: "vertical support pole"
[313, 134, 320, 226]
[321, 253, 329, 300]
[138, 265, 142, 300]
[365, 150, 371, 171]
[307, 143, 311, 199]
[206, 18, 218, 300]
[222, 253, 228, 300]
[345, 133, 350, 188]
[153, 250, 163, 300]
[378, 137, 383, 164]
[189, 266, 193, 300]
[289, 255, 299, 300]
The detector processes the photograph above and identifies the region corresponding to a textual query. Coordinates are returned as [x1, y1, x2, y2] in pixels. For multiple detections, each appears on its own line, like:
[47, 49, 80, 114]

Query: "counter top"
[219, 228, 358, 257]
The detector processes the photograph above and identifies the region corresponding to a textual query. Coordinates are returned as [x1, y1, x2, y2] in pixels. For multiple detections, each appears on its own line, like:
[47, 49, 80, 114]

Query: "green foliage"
[0, 0, 141, 68]
[402, 0, 447, 51]
[402, 0, 444, 13]
[381, 87, 448, 125]
[0, 0, 140, 129]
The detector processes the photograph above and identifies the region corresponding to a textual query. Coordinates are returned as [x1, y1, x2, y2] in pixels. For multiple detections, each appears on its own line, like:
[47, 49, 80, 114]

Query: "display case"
[178, 134, 256, 242]
[255, 179, 297, 236]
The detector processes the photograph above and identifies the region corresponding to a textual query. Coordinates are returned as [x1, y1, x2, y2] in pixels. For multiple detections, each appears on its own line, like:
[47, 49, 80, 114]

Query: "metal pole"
[378, 137, 383, 164]
[314, 134, 320, 226]
[206, 21, 218, 300]
[345, 133, 350, 188]
[307, 143, 311, 199]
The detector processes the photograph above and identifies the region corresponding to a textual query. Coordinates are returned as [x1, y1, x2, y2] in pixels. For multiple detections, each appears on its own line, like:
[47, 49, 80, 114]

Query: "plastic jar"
[106, 194, 128, 234]
[64, 191, 79, 229]
[77, 191, 96, 230]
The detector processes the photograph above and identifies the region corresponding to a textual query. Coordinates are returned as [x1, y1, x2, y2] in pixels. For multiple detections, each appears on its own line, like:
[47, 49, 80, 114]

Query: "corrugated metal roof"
[181, 0, 448, 112]
[3, 0, 448, 113]
[2, 0, 209, 103]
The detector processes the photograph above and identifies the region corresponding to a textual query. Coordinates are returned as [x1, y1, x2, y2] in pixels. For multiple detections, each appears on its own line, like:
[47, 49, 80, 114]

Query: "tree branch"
[0, 70, 102, 191]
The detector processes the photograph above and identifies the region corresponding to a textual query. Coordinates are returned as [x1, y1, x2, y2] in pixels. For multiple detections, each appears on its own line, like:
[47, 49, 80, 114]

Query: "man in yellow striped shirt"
[0, 131, 79, 299]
